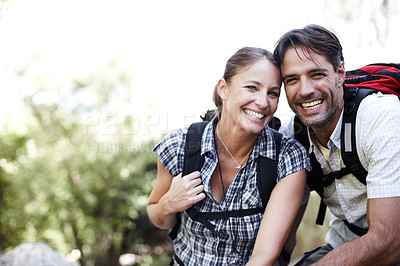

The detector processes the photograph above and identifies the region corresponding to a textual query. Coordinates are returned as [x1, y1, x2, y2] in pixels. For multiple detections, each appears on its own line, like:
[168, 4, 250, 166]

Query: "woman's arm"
[247, 169, 307, 266]
[147, 157, 206, 229]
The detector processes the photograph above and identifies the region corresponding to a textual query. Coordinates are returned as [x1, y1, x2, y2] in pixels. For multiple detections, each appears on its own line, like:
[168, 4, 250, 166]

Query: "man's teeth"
[245, 110, 264, 119]
[301, 100, 322, 110]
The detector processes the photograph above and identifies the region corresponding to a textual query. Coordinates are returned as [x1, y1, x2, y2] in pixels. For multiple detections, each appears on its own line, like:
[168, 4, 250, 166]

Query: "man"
[274, 24, 400, 265]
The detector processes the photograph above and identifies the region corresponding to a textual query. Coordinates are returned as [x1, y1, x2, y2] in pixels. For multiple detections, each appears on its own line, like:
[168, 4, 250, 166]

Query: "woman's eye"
[246, 85, 257, 91]
[268, 91, 280, 98]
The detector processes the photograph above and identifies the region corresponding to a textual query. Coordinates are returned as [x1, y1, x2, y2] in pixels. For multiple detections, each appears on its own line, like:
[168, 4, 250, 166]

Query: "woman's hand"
[163, 171, 206, 213]
[147, 158, 205, 229]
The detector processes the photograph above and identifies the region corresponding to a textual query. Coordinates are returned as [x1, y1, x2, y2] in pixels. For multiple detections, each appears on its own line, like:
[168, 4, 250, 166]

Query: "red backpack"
[345, 64, 400, 96]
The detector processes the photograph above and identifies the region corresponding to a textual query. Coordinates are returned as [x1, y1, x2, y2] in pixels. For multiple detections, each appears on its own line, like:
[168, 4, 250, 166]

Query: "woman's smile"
[244, 109, 265, 120]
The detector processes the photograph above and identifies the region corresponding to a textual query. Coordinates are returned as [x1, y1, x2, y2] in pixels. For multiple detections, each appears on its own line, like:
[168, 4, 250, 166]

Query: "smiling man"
[274, 24, 400, 265]
[281, 46, 345, 147]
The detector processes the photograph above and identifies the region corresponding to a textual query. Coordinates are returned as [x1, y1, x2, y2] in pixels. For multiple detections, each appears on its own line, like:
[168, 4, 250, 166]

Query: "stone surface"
[0, 242, 79, 266]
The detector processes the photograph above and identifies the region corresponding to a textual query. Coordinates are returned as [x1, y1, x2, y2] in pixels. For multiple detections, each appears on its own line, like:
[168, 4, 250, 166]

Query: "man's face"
[281, 47, 345, 131]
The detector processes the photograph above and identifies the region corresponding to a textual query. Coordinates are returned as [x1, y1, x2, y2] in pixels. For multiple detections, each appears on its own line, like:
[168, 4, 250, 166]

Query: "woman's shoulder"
[153, 127, 188, 176]
[279, 133, 307, 155]
[154, 126, 190, 155]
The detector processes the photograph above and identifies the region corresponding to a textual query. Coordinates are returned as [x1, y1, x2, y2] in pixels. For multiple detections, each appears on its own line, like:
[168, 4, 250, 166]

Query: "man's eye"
[285, 78, 297, 85]
[311, 73, 325, 79]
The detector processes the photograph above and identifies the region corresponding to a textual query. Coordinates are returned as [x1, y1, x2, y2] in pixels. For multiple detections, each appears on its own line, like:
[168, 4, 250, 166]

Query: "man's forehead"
[286, 46, 317, 62]
[282, 46, 330, 70]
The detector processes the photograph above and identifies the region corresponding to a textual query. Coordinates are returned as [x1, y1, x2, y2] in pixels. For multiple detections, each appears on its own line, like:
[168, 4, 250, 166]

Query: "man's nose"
[299, 77, 314, 96]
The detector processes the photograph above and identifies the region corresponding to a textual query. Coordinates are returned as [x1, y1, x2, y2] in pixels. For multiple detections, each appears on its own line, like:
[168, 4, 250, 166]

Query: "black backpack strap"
[188, 207, 265, 232]
[257, 129, 283, 210]
[294, 115, 331, 225]
[341, 86, 377, 185]
[172, 123, 283, 238]
[294, 85, 392, 227]
[307, 153, 327, 225]
[182, 121, 209, 176]
[169, 121, 209, 240]
[268, 116, 281, 131]
[343, 220, 368, 236]
[188, 128, 282, 233]
[294, 115, 310, 150]
[293, 116, 325, 224]
[294, 106, 369, 225]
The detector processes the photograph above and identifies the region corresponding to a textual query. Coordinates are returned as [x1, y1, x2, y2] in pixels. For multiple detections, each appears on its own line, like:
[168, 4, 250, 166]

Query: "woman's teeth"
[245, 110, 264, 119]
[301, 100, 322, 110]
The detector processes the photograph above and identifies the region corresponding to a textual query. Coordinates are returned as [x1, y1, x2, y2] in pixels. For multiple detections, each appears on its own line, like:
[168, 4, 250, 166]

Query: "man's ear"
[217, 78, 228, 100]
[337, 61, 346, 86]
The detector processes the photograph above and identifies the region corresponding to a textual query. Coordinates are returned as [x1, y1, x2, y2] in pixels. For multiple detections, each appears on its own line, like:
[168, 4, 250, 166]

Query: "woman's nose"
[255, 91, 268, 109]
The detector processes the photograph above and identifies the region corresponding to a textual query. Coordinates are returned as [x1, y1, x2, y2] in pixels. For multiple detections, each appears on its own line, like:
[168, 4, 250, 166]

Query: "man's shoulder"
[359, 92, 400, 113]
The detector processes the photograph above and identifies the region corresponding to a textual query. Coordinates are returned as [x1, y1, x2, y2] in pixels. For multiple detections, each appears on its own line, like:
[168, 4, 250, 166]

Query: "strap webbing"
[170, 123, 282, 238]
[169, 122, 208, 240]
[257, 129, 282, 209]
[343, 220, 368, 236]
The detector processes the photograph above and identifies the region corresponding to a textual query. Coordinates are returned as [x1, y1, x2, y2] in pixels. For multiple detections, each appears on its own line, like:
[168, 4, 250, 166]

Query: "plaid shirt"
[154, 118, 311, 265]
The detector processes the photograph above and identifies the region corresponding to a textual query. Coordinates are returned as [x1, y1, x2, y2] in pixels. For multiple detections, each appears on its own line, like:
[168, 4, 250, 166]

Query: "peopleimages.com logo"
[82, 112, 207, 136]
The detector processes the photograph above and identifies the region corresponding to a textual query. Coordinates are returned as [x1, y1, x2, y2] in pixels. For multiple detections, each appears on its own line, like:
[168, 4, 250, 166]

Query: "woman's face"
[218, 58, 281, 134]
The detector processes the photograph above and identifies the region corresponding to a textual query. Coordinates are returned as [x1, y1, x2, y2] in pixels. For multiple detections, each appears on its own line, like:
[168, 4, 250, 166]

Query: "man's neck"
[312, 119, 340, 148]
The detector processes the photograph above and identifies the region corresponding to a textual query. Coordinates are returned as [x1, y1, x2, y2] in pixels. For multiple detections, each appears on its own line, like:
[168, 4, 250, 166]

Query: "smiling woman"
[147, 47, 311, 265]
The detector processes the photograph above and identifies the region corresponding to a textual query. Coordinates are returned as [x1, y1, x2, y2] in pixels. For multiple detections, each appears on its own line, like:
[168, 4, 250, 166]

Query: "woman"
[147, 47, 310, 265]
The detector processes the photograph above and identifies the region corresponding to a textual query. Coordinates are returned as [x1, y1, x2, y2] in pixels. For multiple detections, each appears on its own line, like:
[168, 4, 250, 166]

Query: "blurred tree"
[0, 55, 171, 265]
[0, 96, 171, 265]
[324, 0, 399, 47]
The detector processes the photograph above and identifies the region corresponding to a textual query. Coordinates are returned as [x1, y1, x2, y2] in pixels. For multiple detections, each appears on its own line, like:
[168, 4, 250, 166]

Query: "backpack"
[169, 117, 283, 240]
[294, 63, 400, 235]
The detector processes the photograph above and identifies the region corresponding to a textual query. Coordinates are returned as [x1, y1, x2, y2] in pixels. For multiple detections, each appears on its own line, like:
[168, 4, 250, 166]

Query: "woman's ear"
[217, 78, 228, 100]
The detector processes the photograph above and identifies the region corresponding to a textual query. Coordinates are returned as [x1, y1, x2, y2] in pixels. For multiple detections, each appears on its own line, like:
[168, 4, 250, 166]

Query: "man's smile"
[301, 100, 323, 110]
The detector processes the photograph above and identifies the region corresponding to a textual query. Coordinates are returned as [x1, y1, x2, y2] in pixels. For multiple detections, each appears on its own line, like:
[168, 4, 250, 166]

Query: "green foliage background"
[0, 97, 172, 265]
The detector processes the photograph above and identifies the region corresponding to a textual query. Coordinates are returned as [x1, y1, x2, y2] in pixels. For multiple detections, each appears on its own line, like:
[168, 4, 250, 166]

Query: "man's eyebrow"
[282, 74, 297, 82]
[309, 68, 329, 74]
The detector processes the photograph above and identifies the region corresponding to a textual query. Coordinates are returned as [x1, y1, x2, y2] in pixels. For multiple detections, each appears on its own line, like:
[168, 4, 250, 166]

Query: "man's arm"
[313, 197, 400, 266]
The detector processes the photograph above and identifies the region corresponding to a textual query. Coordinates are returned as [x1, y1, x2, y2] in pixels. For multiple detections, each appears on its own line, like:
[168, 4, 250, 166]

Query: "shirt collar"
[255, 127, 278, 160]
[308, 109, 344, 152]
[201, 117, 217, 158]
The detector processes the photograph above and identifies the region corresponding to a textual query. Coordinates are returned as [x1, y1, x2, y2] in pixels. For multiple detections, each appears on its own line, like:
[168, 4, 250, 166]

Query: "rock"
[0, 242, 79, 266]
